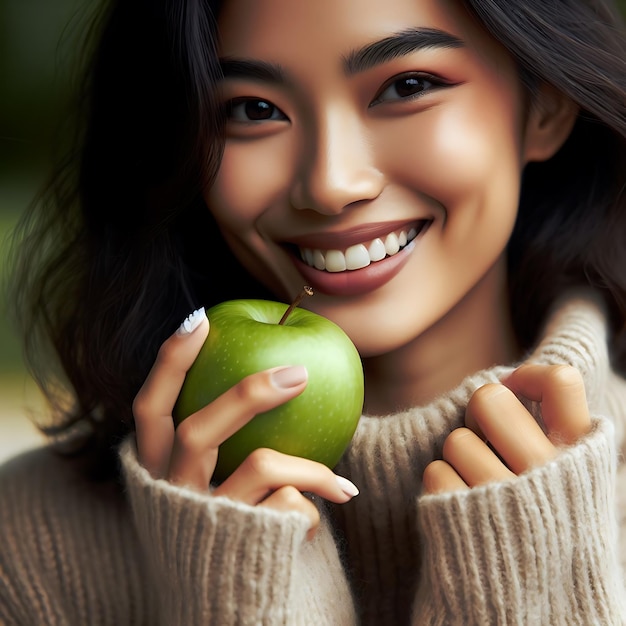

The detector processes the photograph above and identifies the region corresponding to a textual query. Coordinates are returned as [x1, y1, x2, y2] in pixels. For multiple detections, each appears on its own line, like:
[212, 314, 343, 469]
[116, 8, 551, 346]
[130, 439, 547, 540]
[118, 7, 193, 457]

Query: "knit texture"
[1, 294, 625, 625]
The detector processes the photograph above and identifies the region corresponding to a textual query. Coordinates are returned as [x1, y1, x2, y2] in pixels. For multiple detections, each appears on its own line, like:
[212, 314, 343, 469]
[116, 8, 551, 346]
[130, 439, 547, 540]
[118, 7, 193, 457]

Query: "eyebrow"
[220, 58, 286, 84]
[343, 28, 464, 75]
[218, 27, 464, 84]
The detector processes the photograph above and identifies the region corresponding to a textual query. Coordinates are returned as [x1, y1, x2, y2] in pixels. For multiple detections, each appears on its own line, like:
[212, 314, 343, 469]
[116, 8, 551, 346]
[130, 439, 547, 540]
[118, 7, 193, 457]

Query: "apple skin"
[173, 299, 364, 482]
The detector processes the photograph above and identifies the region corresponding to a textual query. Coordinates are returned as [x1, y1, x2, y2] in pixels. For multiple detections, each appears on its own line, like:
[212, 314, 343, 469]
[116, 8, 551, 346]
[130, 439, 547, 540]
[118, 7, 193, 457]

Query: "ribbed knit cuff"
[416, 417, 626, 626]
[119, 437, 310, 626]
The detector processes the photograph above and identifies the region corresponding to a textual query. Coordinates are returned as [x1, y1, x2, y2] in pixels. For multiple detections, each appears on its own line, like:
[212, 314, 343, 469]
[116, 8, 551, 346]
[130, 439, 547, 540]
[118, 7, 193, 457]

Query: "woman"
[3, 0, 626, 623]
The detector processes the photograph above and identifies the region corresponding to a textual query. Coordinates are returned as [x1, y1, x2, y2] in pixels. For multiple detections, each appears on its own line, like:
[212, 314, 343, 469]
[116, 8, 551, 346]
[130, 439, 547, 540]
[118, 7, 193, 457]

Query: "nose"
[289, 110, 384, 215]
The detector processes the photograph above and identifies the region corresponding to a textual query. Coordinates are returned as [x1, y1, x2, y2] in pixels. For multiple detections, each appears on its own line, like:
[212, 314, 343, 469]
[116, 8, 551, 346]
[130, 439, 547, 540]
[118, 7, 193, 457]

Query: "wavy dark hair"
[5, 0, 626, 475]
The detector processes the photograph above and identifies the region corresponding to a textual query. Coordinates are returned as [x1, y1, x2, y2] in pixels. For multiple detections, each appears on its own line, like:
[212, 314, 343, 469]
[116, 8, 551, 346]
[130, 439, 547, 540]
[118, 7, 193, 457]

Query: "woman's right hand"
[132, 309, 359, 539]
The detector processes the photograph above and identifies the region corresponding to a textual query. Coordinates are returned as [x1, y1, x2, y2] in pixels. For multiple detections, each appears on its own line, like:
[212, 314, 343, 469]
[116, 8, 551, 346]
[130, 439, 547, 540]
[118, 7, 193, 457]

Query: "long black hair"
[463, 0, 626, 365]
[5, 0, 626, 473]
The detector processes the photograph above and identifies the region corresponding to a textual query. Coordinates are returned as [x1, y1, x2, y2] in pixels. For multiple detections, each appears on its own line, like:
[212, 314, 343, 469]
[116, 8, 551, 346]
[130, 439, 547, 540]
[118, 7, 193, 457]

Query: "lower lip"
[292, 240, 416, 297]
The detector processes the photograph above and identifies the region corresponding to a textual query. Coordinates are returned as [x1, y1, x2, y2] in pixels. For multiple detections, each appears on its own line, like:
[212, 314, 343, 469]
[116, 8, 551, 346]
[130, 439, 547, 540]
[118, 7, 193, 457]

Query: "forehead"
[217, 0, 493, 59]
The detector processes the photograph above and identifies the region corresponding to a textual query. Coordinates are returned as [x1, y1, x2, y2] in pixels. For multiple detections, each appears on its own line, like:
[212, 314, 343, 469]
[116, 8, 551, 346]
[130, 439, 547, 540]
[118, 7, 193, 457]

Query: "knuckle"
[233, 373, 267, 404]
[545, 364, 583, 390]
[155, 336, 195, 376]
[442, 427, 474, 458]
[466, 383, 511, 416]
[243, 447, 279, 478]
[470, 382, 507, 405]
[275, 485, 304, 508]
[132, 393, 152, 424]
[174, 419, 205, 456]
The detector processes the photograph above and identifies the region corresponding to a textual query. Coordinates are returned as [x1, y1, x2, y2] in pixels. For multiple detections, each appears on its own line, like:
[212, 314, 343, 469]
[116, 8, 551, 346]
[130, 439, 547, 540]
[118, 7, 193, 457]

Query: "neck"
[362, 260, 519, 415]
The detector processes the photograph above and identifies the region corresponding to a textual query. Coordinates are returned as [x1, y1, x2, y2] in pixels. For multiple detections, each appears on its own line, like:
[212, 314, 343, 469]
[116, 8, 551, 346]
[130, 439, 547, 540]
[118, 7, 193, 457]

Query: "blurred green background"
[1, 0, 95, 458]
[1, 0, 625, 434]
[1, 0, 93, 379]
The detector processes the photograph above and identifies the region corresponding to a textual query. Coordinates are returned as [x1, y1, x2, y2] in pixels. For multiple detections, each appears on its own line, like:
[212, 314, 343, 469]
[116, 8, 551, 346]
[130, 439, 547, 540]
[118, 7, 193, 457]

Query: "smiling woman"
[2, 0, 626, 624]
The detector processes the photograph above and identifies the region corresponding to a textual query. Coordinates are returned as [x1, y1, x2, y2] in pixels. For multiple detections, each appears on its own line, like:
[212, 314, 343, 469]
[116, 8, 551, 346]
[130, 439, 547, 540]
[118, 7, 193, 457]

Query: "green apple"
[173, 296, 364, 482]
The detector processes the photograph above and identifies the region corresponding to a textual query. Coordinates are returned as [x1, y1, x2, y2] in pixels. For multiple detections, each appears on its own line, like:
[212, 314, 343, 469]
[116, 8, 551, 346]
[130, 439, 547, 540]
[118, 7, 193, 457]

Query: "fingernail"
[336, 475, 359, 498]
[176, 307, 206, 336]
[270, 365, 308, 389]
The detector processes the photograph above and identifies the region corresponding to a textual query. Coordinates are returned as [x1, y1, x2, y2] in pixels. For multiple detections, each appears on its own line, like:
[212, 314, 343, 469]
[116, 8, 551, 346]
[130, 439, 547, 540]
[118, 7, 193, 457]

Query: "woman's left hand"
[422, 364, 592, 494]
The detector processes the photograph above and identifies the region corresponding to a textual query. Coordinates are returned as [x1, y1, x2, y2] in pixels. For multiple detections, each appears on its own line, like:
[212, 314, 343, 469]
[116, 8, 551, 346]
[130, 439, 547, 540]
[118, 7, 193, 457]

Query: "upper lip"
[282, 219, 427, 251]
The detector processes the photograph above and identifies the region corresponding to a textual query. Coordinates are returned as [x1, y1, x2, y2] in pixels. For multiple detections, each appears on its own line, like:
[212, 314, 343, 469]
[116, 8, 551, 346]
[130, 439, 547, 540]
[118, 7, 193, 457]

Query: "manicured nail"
[336, 475, 359, 498]
[176, 307, 206, 336]
[270, 365, 308, 389]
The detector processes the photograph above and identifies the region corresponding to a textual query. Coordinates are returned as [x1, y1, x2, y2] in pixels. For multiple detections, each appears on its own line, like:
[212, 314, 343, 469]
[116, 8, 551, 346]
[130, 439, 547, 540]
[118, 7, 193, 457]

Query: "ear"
[523, 83, 579, 163]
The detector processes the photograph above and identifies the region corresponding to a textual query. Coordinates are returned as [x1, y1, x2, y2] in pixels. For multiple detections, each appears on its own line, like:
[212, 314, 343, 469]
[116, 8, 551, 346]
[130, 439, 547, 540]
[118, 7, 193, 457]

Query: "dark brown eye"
[227, 98, 286, 122]
[393, 77, 427, 98]
[372, 72, 444, 107]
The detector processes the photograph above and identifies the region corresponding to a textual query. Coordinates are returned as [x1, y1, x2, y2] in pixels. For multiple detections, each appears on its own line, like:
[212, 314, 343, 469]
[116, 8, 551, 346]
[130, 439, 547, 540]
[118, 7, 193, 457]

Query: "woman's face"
[206, 0, 535, 359]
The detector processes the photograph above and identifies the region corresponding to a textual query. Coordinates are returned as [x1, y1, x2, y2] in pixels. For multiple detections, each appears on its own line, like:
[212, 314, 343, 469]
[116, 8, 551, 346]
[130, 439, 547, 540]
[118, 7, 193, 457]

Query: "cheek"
[381, 93, 526, 217]
[442, 107, 523, 255]
[206, 140, 291, 229]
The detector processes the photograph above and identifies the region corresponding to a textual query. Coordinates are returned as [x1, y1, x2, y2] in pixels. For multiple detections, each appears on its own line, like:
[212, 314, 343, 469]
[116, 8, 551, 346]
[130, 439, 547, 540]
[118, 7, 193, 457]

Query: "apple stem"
[279, 286, 314, 325]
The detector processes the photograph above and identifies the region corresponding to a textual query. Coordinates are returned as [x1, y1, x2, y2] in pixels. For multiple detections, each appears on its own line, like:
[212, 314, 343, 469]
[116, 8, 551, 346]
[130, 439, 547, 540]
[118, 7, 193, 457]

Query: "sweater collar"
[352, 292, 610, 448]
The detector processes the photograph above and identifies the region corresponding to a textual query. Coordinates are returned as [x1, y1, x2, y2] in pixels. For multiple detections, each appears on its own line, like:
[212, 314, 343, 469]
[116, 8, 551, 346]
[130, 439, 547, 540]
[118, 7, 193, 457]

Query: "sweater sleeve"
[119, 437, 357, 626]
[413, 416, 626, 626]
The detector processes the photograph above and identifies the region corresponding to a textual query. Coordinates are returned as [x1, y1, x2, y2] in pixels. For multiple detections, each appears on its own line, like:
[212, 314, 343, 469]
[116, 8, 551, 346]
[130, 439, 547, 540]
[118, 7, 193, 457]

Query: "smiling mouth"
[296, 220, 431, 273]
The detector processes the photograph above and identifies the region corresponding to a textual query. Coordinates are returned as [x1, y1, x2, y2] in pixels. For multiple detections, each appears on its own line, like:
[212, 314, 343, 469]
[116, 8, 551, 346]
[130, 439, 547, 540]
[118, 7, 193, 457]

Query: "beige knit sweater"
[1, 295, 625, 625]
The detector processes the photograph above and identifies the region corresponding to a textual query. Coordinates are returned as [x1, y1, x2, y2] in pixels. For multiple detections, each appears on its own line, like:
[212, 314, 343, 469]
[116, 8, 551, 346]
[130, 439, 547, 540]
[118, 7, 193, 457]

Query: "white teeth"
[384, 232, 400, 256]
[368, 238, 386, 262]
[325, 250, 346, 272]
[313, 250, 325, 270]
[345, 244, 371, 270]
[299, 227, 422, 272]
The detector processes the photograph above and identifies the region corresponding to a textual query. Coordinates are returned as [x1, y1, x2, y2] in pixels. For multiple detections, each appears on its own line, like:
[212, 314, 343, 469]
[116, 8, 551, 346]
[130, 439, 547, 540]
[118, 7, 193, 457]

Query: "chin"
[310, 300, 424, 358]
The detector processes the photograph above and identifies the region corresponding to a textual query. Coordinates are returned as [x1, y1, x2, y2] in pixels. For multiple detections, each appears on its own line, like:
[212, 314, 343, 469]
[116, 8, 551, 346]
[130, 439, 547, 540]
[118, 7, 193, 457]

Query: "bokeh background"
[2, 0, 626, 462]
[1, 0, 94, 461]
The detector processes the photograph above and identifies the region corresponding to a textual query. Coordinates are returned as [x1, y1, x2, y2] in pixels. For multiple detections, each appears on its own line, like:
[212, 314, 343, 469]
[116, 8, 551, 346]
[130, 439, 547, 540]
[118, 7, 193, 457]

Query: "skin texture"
[208, 0, 576, 411]
[133, 0, 587, 535]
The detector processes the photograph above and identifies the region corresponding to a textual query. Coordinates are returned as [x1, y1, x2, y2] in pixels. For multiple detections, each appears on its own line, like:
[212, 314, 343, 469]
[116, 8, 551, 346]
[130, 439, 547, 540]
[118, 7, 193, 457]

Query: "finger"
[441, 427, 516, 486]
[422, 459, 470, 494]
[133, 309, 209, 477]
[167, 366, 308, 488]
[258, 486, 321, 540]
[464, 411, 486, 441]
[466, 383, 557, 474]
[503, 364, 591, 445]
[212, 447, 359, 505]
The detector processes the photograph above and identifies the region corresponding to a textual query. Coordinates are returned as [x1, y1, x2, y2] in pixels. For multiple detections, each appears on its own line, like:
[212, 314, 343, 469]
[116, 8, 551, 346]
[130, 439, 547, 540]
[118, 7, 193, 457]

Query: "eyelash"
[225, 97, 288, 123]
[370, 72, 448, 107]
[224, 71, 449, 123]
